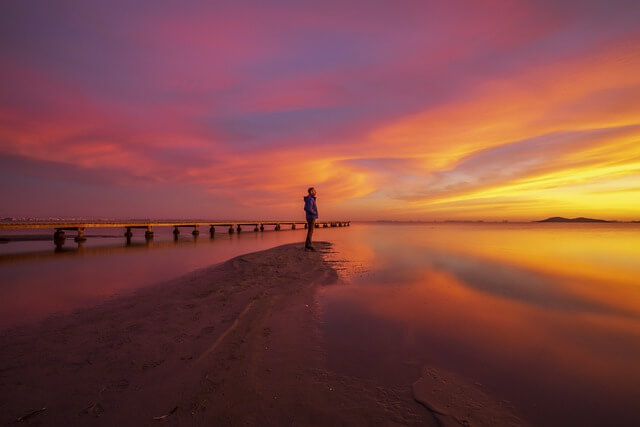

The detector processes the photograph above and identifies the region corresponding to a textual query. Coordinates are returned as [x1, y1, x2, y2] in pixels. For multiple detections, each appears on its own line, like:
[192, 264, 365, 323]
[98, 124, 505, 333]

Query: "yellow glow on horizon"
[359, 39, 640, 220]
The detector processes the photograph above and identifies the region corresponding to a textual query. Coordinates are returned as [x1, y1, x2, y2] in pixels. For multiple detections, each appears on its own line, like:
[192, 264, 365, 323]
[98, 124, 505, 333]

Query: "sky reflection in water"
[320, 223, 640, 426]
[0, 226, 314, 327]
[1, 223, 639, 425]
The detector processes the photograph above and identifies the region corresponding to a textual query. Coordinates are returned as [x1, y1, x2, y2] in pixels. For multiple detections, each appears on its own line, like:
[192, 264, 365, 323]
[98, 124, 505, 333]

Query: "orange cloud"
[1, 2, 639, 219]
[356, 34, 640, 219]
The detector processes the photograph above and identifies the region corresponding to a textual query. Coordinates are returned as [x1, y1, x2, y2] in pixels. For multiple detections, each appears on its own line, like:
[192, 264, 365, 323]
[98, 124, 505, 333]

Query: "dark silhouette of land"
[537, 217, 611, 223]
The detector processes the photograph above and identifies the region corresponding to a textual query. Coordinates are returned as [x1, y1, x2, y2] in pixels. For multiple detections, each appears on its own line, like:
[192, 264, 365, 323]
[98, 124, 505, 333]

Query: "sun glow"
[1, 1, 639, 219]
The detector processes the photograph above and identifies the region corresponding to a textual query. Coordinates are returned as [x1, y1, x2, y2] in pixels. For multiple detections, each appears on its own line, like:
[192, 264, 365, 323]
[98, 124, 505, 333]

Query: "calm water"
[0, 225, 319, 327]
[322, 223, 640, 427]
[1, 222, 639, 426]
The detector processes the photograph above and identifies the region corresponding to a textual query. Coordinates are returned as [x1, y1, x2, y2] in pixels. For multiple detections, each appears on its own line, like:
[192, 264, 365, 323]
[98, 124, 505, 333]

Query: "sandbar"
[0, 242, 523, 426]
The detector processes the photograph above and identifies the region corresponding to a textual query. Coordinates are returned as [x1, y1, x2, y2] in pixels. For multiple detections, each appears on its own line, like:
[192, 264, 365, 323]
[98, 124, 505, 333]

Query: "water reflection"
[2, 235, 196, 263]
[0, 226, 340, 328]
[2, 222, 639, 424]
[321, 223, 640, 426]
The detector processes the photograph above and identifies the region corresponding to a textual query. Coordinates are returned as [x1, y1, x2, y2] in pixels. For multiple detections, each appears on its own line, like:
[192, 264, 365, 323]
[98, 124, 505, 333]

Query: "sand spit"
[0, 243, 418, 426]
[0, 242, 524, 426]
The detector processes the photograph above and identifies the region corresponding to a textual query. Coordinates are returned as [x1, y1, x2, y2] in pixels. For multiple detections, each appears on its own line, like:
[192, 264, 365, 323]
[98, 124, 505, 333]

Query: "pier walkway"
[0, 220, 350, 246]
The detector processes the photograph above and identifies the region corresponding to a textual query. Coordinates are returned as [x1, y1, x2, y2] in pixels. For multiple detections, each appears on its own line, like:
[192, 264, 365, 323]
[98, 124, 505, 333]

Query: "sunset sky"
[1, 0, 639, 221]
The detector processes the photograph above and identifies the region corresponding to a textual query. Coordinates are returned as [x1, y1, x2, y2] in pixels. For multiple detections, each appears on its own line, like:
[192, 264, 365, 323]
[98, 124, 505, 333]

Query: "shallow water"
[0, 225, 336, 328]
[1, 222, 639, 425]
[320, 223, 640, 426]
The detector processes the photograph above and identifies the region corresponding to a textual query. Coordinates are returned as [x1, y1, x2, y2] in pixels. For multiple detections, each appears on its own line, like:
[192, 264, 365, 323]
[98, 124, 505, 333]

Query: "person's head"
[308, 187, 316, 196]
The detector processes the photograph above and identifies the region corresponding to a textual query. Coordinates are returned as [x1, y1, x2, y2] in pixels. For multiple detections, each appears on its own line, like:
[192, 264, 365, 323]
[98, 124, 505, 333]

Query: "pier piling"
[53, 230, 65, 248]
[75, 228, 87, 242]
[3, 219, 351, 248]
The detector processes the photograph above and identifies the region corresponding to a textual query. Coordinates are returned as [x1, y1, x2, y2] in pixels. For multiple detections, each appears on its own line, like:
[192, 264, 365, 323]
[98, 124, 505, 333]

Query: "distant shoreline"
[369, 218, 639, 224]
[1, 216, 639, 225]
[536, 216, 611, 223]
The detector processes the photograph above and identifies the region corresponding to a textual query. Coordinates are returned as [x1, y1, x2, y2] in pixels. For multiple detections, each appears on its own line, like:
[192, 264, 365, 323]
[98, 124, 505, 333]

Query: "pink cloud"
[1, 1, 639, 219]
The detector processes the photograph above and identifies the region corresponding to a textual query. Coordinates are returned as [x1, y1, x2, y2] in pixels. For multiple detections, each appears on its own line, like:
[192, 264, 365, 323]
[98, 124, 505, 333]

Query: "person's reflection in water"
[304, 187, 318, 251]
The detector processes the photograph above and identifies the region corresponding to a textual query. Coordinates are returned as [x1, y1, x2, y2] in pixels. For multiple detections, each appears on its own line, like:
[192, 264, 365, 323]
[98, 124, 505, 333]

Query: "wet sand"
[0, 242, 523, 426]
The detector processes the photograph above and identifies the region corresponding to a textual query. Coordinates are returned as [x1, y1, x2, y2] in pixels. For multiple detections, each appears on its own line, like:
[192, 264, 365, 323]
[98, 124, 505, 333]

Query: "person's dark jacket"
[303, 195, 318, 220]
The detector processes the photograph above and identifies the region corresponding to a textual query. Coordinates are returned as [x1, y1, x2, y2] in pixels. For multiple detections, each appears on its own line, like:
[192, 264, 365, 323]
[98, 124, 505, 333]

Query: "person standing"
[303, 187, 318, 251]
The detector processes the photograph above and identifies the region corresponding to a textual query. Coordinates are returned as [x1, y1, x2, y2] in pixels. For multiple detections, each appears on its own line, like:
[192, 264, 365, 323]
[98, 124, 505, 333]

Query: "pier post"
[260, 224, 264, 232]
[173, 227, 180, 237]
[145, 226, 154, 240]
[323, 223, 328, 228]
[124, 227, 133, 238]
[237, 224, 242, 233]
[338, 222, 343, 227]
[53, 229, 65, 248]
[304, 222, 308, 229]
[192, 225, 199, 236]
[254, 225, 259, 232]
[228, 225, 234, 234]
[75, 227, 87, 242]
[291, 223, 296, 230]
[209, 225, 215, 237]
[275, 224, 281, 231]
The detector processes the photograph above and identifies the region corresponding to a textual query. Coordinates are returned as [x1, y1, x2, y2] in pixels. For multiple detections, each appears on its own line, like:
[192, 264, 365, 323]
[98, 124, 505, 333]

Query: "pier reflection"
[2, 235, 204, 264]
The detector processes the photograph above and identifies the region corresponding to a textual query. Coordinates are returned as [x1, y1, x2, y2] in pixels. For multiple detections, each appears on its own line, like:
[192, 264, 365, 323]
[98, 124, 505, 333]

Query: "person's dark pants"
[305, 218, 315, 248]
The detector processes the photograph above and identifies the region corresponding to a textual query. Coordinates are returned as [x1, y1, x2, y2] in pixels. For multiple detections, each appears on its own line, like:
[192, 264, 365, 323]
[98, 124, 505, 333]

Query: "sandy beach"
[0, 242, 523, 426]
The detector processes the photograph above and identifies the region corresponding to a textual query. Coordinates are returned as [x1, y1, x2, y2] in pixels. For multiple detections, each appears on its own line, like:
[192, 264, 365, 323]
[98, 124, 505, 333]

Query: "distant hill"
[537, 216, 610, 223]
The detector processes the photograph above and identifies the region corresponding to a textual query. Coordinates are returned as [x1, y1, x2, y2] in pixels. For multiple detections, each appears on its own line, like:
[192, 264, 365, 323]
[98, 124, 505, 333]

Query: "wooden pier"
[0, 220, 350, 247]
